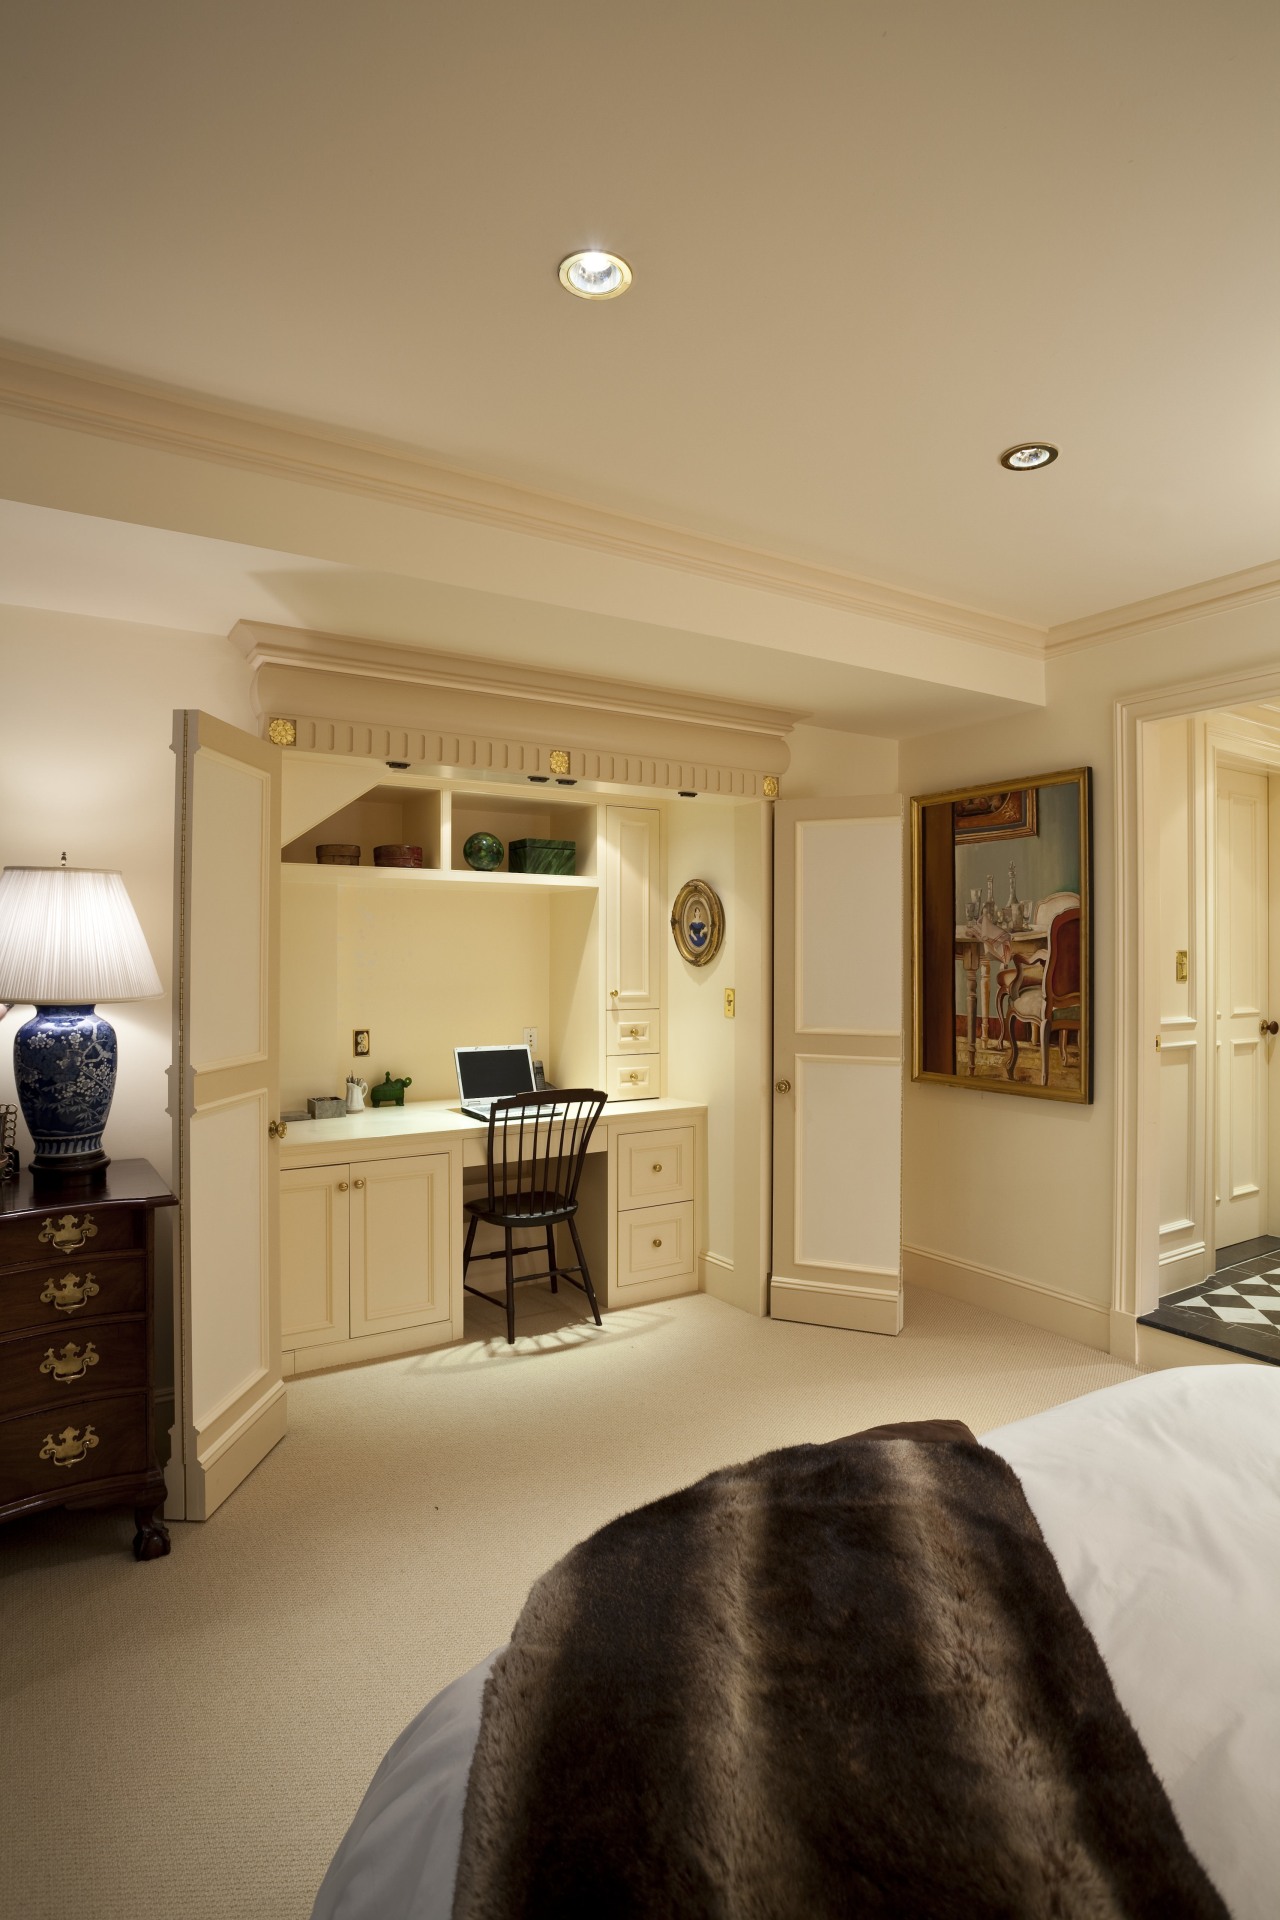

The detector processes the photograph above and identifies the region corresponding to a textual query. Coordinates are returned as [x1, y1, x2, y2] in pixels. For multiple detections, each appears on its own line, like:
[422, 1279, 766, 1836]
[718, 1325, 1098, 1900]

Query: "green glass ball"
[463, 831, 504, 871]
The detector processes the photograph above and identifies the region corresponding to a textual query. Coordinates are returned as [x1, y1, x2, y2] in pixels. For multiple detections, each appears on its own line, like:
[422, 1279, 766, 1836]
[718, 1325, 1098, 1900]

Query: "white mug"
[345, 1076, 369, 1113]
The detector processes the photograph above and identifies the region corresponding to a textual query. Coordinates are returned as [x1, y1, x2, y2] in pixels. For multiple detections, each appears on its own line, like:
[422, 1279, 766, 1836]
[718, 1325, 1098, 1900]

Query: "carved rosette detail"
[548, 748, 571, 775]
[267, 717, 297, 746]
[763, 775, 780, 799]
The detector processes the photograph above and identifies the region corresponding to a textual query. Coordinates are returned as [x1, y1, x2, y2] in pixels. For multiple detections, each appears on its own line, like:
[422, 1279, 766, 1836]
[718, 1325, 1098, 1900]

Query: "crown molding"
[232, 620, 803, 737]
[0, 341, 1045, 657]
[1047, 557, 1280, 654]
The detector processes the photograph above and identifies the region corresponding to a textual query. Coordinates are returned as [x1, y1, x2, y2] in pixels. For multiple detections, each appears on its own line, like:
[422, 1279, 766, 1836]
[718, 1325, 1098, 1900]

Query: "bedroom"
[2, 3, 1279, 1916]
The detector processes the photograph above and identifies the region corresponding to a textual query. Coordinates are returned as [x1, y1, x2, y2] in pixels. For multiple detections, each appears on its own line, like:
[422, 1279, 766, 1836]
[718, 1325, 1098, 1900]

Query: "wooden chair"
[462, 1090, 607, 1344]
[1003, 908, 1081, 1085]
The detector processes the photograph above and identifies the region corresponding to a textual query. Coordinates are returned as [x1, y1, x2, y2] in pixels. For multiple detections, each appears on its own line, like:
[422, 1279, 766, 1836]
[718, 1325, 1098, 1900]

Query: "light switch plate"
[724, 988, 735, 1018]
[523, 1026, 538, 1053]
[353, 1029, 370, 1056]
[1175, 950, 1189, 983]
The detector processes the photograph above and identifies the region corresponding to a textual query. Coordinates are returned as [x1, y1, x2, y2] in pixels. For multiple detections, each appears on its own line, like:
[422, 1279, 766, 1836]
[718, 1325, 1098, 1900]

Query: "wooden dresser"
[0, 1159, 176, 1559]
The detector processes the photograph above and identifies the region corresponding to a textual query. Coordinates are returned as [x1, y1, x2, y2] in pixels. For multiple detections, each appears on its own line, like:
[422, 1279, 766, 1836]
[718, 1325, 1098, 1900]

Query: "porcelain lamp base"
[13, 1004, 117, 1172]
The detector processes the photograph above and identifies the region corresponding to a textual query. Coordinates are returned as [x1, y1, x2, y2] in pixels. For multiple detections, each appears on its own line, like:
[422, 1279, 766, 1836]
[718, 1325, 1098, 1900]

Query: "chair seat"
[466, 1190, 576, 1229]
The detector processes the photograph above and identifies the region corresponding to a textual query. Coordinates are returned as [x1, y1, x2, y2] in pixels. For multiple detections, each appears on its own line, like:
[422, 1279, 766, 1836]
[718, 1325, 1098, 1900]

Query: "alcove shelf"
[281, 863, 598, 895]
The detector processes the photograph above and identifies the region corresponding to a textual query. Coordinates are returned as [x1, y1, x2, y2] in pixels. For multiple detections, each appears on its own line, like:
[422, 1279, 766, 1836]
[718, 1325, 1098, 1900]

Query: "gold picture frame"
[670, 878, 725, 966]
[911, 768, 1092, 1102]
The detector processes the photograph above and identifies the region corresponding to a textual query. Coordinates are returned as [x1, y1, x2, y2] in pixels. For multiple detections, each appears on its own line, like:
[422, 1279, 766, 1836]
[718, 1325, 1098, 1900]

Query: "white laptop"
[453, 1043, 537, 1121]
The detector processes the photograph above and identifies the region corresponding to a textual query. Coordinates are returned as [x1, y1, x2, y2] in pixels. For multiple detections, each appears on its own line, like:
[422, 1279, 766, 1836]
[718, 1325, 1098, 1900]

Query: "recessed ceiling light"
[558, 249, 632, 300]
[1000, 443, 1059, 471]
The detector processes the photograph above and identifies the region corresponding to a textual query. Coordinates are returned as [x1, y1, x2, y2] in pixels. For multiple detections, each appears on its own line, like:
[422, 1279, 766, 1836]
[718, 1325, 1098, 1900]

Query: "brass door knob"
[353, 1177, 366, 1189]
[336, 1181, 349, 1192]
[610, 988, 619, 999]
[268, 1119, 288, 1139]
[1263, 1020, 1279, 1036]
[775, 1079, 791, 1094]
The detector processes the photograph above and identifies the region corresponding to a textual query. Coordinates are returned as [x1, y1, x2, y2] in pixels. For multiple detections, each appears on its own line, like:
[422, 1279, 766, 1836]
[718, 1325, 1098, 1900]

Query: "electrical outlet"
[353, 1029, 370, 1056]
[523, 1026, 538, 1053]
[724, 988, 735, 1018]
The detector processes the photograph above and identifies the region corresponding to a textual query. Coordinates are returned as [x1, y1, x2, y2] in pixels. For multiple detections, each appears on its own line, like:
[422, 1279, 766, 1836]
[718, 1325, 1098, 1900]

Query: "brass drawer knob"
[40, 1340, 99, 1385]
[353, 1177, 366, 1189]
[38, 1213, 98, 1254]
[39, 1424, 99, 1469]
[336, 1180, 349, 1192]
[627, 1027, 643, 1038]
[268, 1119, 288, 1140]
[652, 1163, 663, 1173]
[652, 1237, 663, 1248]
[40, 1271, 99, 1314]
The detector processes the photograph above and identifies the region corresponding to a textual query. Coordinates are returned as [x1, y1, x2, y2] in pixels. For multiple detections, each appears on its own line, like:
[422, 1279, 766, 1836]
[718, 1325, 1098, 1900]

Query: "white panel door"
[349, 1152, 450, 1336]
[280, 1165, 351, 1349]
[172, 710, 285, 1520]
[605, 806, 660, 1012]
[1216, 767, 1269, 1248]
[772, 798, 904, 1333]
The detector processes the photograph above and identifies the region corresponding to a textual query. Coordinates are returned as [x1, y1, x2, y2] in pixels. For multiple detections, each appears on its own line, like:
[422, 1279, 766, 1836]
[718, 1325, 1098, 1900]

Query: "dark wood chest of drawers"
[0, 1159, 176, 1558]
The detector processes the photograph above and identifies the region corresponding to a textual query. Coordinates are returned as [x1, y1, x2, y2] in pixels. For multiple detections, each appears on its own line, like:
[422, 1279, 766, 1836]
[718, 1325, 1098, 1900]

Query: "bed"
[312, 1365, 1280, 1920]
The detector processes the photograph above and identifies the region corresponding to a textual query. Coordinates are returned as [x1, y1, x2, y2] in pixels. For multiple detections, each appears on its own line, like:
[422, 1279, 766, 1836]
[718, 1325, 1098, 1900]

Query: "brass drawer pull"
[40, 1340, 99, 1385]
[353, 1177, 366, 1189]
[625, 1071, 642, 1084]
[627, 1026, 643, 1038]
[40, 1271, 100, 1314]
[336, 1180, 349, 1192]
[652, 1237, 663, 1248]
[38, 1213, 98, 1254]
[39, 1424, 99, 1469]
[651, 1162, 663, 1173]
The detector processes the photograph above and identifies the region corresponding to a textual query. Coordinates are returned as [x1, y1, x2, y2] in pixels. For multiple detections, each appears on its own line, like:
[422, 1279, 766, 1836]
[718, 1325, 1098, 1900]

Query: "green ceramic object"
[509, 838, 576, 875]
[463, 831, 504, 871]
[370, 1072, 412, 1107]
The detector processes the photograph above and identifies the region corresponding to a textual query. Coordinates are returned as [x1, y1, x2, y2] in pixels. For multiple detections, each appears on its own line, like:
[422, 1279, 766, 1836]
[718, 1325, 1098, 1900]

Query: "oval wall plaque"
[670, 878, 725, 967]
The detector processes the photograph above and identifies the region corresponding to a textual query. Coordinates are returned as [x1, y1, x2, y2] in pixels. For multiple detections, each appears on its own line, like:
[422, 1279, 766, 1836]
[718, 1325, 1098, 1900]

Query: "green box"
[509, 838, 576, 876]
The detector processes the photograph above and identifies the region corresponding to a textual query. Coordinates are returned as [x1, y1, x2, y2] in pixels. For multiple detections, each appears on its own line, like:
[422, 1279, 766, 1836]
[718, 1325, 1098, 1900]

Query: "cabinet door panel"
[350, 1154, 450, 1336]
[616, 1127, 695, 1209]
[606, 806, 661, 1012]
[617, 1201, 695, 1288]
[280, 1167, 350, 1348]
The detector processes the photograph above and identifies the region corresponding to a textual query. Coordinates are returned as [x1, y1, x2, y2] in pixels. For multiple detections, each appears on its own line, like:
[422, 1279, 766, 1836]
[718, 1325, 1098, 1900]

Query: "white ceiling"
[0, 500, 1027, 737]
[2, 1, 1278, 630]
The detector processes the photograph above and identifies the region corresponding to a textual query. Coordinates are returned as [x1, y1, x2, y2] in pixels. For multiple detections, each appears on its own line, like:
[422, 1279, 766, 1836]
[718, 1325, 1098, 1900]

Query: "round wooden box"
[315, 843, 361, 865]
[373, 845, 424, 868]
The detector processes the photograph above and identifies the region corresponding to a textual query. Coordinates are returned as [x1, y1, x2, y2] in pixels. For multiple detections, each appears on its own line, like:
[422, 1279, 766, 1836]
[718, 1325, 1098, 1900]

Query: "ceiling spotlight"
[1000, 443, 1059, 471]
[558, 249, 632, 300]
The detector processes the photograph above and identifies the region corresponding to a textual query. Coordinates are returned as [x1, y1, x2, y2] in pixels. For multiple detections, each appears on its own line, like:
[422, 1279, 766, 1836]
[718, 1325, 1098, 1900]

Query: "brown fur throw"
[452, 1421, 1227, 1919]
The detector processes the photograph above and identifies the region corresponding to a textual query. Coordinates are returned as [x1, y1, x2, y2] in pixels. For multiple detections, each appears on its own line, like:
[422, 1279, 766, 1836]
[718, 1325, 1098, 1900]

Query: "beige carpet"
[2, 1285, 1137, 1920]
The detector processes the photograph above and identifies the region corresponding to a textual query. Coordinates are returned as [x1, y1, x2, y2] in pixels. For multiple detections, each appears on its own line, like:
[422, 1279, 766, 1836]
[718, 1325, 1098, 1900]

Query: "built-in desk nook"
[276, 1097, 706, 1373]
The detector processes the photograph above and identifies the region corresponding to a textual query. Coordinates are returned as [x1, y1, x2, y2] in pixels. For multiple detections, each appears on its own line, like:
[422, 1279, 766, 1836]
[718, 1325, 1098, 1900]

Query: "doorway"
[1135, 704, 1280, 1364]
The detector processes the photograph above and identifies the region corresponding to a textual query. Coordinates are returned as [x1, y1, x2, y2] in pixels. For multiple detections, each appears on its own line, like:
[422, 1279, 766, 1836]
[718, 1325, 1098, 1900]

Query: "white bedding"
[313, 1365, 1280, 1920]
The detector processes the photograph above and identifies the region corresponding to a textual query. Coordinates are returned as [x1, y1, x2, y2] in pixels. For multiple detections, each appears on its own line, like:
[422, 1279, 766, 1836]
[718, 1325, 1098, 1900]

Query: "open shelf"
[282, 863, 598, 895]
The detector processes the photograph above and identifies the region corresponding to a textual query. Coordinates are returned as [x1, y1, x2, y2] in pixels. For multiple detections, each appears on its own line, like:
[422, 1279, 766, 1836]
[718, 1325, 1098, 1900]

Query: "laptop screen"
[455, 1045, 536, 1102]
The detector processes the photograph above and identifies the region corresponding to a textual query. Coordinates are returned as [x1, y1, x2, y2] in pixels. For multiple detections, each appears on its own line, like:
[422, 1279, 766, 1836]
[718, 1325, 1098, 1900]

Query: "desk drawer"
[0, 1254, 147, 1337]
[0, 1204, 140, 1273]
[607, 1011, 661, 1055]
[616, 1127, 695, 1210]
[617, 1201, 695, 1289]
[0, 1392, 148, 1507]
[0, 1318, 148, 1420]
[607, 1058, 658, 1100]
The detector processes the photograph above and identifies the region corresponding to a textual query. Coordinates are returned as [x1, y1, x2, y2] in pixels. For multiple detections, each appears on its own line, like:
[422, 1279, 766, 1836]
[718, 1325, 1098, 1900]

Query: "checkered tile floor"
[1141, 1236, 1280, 1363]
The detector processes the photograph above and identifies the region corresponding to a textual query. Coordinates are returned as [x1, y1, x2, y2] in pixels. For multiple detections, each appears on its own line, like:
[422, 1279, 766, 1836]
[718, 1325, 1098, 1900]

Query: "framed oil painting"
[911, 768, 1092, 1102]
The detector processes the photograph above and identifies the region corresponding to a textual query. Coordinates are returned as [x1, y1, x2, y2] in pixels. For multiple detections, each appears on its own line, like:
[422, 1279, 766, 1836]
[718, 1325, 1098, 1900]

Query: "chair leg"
[567, 1214, 602, 1326]
[504, 1227, 516, 1345]
[545, 1223, 559, 1293]
[463, 1212, 478, 1276]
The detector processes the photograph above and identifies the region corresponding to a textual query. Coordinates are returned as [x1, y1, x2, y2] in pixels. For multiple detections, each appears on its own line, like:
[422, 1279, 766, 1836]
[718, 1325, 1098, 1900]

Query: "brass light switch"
[724, 988, 735, 1018]
[1175, 951, 1189, 983]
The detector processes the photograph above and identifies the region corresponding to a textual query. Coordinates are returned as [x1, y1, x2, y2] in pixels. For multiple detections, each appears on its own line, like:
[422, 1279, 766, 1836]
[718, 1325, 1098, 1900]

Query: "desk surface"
[281, 1095, 704, 1159]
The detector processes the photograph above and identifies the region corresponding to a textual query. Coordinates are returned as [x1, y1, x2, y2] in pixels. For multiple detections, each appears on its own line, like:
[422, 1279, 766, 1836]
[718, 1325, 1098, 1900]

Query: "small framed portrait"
[670, 879, 724, 966]
[912, 769, 1092, 1102]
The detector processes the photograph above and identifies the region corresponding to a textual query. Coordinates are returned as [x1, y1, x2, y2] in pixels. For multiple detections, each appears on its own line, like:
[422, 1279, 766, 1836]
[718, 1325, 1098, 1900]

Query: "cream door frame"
[771, 795, 904, 1335]
[1115, 668, 1280, 1360]
[170, 709, 285, 1520]
[1213, 759, 1273, 1252]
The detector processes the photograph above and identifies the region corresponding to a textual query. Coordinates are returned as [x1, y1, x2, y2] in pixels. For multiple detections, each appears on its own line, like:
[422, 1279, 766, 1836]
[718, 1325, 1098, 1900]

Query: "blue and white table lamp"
[0, 859, 163, 1176]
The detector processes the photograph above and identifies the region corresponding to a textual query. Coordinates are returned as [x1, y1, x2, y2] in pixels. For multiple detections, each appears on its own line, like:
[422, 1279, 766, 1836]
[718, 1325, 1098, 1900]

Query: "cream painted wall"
[0, 603, 257, 1177]
[785, 723, 898, 798]
[899, 595, 1280, 1334]
[279, 880, 553, 1110]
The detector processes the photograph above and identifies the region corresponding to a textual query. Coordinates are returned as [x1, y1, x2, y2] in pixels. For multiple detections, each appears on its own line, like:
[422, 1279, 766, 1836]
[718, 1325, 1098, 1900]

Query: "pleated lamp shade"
[0, 866, 162, 1004]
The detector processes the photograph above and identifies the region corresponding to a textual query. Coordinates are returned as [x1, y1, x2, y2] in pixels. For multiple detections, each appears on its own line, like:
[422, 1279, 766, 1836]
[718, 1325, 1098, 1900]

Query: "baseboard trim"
[188, 1382, 288, 1521]
[902, 1245, 1110, 1352]
[770, 1274, 903, 1336]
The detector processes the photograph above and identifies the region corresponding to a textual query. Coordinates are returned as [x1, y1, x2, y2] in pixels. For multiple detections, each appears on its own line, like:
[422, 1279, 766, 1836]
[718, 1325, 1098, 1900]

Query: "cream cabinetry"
[608, 1121, 698, 1303]
[605, 805, 662, 1097]
[281, 1150, 452, 1374]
